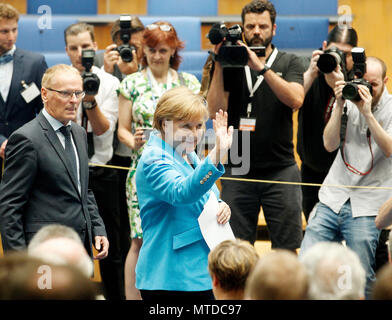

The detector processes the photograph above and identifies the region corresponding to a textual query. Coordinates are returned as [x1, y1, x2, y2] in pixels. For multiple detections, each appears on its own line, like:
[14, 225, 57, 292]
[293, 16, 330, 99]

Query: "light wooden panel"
[338, 0, 392, 92]
[218, 0, 248, 16]
[94, 24, 114, 50]
[98, 0, 147, 15]
[1, 0, 27, 14]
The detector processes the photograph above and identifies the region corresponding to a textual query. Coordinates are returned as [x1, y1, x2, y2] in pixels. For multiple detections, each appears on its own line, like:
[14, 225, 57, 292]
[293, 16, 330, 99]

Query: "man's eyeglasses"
[46, 88, 86, 100]
[146, 24, 172, 32]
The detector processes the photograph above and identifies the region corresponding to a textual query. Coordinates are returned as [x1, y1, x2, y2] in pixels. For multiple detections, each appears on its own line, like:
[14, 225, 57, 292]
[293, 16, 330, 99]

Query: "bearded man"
[207, 0, 305, 249]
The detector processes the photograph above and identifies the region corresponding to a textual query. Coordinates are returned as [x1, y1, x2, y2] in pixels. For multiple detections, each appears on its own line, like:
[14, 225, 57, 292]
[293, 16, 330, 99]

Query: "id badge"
[20, 82, 40, 103]
[239, 117, 256, 131]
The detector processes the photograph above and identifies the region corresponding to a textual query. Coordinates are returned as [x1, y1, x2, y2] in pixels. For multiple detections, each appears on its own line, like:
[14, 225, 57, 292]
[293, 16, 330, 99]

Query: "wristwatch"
[83, 100, 97, 110]
[259, 65, 270, 76]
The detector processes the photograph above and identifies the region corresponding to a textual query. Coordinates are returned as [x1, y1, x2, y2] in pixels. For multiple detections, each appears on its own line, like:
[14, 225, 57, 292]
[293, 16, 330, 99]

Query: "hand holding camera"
[207, 23, 265, 68]
[81, 49, 100, 97]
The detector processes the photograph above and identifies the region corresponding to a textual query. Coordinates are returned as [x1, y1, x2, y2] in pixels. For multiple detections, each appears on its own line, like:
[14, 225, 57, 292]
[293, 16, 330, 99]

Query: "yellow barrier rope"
[89, 162, 392, 191]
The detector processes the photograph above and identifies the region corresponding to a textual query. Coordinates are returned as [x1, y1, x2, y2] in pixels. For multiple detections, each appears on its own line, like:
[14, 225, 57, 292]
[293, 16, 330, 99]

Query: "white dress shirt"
[42, 107, 81, 193]
[319, 88, 392, 217]
[76, 65, 120, 165]
[0, 46, 16, 102]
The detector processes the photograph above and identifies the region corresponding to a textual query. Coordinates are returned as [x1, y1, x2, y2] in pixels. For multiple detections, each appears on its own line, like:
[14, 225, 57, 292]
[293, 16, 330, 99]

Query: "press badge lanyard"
[244, 47, 278, 118]
[147, 67, 172, 107]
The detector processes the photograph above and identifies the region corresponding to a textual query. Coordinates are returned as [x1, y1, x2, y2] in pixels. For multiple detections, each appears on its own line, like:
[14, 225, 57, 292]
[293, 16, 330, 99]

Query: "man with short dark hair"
[207, 0, 305, 249]
[0, 3, 47, 176]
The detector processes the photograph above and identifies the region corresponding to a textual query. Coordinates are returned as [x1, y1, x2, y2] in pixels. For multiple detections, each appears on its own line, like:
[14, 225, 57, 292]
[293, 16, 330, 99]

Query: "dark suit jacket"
[0, 112, 107, 256]
[0, 48, 48, 145]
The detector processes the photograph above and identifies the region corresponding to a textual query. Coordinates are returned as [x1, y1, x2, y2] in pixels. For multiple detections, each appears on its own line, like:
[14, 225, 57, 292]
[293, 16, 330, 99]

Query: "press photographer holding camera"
[64, 22, 124, 300]
[95, 16, 144, 81]
[300, 55, 392, 299]
[207, 0, 305, 250]
[298, 25, 358, 221]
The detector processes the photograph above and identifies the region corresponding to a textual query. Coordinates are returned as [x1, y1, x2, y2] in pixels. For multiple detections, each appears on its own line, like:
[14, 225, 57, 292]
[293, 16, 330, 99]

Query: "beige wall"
[339, 0, 392, 91]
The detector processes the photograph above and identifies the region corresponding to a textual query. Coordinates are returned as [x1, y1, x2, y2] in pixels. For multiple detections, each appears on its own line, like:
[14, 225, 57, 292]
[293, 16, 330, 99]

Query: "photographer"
[64, 23, 123, 300]
[300, 56, 392, 299]
[95, 16, 144, 82]
[298, 25, 358, 221]
[207, 0, 304, 250]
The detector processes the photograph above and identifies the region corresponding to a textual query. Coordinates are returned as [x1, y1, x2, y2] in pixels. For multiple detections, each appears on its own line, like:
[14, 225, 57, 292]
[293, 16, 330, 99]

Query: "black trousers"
[89, 166, 125, 300]
[140, 289, 215, 302]
[300, 163, 329, 222]
[221, 164, 303, 249]
[110, 154, 131, 264]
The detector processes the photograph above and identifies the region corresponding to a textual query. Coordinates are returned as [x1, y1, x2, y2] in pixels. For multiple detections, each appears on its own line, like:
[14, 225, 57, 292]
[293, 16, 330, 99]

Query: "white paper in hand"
[198, 192, 235, 250]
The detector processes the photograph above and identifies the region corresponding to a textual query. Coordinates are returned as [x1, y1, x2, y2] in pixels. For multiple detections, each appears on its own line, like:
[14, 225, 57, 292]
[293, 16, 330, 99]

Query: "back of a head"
[29, 237, 93, 278]
[244, 250, 308, 300]
[300, 242, 366, 300]
[208, 239, 259, 293]
[28, 224, 82, 251]
[0, 252, 97, 300]
[372, 263, 392, 299]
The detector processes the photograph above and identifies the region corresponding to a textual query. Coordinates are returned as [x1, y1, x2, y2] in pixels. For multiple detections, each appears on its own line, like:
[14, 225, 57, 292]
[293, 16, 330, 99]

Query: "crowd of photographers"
[1, 0, 392, 300]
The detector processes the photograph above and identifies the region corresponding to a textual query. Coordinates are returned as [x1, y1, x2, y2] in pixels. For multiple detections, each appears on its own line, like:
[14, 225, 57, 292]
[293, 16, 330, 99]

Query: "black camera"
[317, 46, 346, 74]
[342, 47, 372, 101]
[81, 49, 100, 96]
[207, 23, 265, 67]
[114, 15, 136, 63]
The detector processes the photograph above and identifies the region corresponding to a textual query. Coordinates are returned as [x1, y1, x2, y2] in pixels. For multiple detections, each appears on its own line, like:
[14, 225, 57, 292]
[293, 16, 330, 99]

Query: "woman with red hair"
[117, 21, 201, 300]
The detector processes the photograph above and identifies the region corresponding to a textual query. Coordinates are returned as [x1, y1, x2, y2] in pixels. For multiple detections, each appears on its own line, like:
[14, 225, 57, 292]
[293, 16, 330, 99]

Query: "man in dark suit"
[0, 64, 109, 260]
[0, 4, 47, 174]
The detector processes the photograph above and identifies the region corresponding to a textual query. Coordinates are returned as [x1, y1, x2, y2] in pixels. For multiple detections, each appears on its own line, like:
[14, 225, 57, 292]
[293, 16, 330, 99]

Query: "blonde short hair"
[153, 86, 208, 133]
[0, 3, 19, 21]
[245, 250, 309, 300]
[41, 64, 81, 88]
[208, 239, 259, 292]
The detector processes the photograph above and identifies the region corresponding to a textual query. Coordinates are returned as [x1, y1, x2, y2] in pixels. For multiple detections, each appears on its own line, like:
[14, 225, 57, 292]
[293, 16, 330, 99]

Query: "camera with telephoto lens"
[342, 47, 372, 101]
[81, 49, 100, 95]
[207, 23, 265, 67]
[114, 15, 136, 63]
[317, 46, 347, 74]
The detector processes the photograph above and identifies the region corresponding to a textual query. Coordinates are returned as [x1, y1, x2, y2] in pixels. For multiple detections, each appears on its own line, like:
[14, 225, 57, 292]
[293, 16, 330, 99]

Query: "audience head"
[372, 263, 392, 299]
[29, 237, 94, 278]
[0, 252, 97, 300]
[41, 64, 83, 125]
[64, 22, 97, 72]
[153, 86, 208, 154]
[208, 239, 259, 300]
[141, 21, 184, 70]
[300, 242, 366, 300]
[0, 3, 19, 55]
[28, 224, 82, 250]
[245, 249, 308, 300]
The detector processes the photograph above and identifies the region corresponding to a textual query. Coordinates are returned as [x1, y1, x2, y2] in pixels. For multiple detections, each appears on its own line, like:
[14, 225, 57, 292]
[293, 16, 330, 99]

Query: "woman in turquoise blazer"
[135, 86, 233, 301]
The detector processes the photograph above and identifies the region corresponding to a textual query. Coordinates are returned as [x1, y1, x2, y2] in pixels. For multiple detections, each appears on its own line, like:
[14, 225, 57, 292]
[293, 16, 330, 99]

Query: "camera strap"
[324, 94, 335, 124]
[244, 47, 278, 118]
[339, 105, 374, 175]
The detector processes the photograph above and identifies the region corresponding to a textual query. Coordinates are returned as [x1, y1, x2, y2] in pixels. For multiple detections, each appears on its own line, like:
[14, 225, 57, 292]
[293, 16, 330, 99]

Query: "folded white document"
[198, 192, 235, 250]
